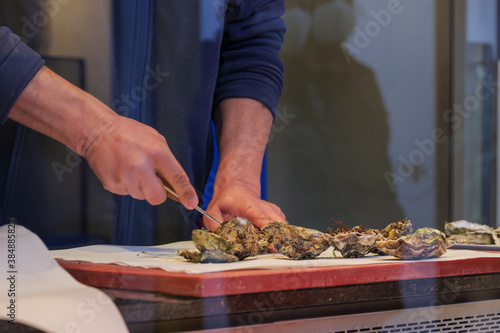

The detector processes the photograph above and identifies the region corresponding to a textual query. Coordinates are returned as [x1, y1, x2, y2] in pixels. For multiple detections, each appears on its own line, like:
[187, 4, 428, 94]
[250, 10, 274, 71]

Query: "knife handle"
[163, 184, 181, 202]
[163, 184, 221, 225]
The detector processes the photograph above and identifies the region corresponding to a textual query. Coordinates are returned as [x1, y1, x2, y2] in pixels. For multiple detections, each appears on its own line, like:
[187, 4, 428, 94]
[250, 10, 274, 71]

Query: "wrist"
[74, 101, 119, 158]
[213, 165, 262, 198]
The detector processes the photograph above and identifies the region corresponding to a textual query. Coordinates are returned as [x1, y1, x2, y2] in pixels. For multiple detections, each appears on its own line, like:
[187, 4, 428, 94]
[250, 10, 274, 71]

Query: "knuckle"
[132, 157, 150, 172]
[149, 142, 165, 157]
[171, 172, 190, 187]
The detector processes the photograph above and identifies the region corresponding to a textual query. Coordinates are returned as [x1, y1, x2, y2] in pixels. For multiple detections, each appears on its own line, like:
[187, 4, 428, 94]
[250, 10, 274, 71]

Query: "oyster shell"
[380, 218, 413, 239]
[374, 227, 450, 259]
[446, 232, 497, 245]
[330, 232, 378, 258]
[178, 247, 238, 263]
[212, 217, 263, 258]
[261, 221, 332, 260]
[444, 220, 500, 245]
[327, 225, 380, 258]
[445, 220, 491, 235]
[255, 228, 270, 254]
[178, 217, 262, 263]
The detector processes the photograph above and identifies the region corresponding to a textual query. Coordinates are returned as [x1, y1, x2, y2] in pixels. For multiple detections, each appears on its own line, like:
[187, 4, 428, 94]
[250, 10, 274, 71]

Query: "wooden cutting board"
[57, 253, 500, 298]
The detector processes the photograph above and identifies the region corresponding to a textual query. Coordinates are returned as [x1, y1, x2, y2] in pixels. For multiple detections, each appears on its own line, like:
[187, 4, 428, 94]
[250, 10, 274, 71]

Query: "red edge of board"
[57, 252, 500, 298]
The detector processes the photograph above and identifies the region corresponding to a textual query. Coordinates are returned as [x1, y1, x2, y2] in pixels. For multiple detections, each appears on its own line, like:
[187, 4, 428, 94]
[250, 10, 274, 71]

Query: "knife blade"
[163, 185, 221, 225]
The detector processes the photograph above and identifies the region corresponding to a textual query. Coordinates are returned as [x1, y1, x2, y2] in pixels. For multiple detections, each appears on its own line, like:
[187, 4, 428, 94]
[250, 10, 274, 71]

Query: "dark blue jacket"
[0, 0, 285, 247]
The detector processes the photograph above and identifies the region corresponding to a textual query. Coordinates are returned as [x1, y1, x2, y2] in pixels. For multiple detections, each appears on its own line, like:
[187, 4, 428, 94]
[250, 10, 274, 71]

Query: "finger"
[241, 205, 273, 229]
[89, 159, 126, 195]
[155, 149, 198, 209]
[125, 184, 147, 201]
[268, 243, 279, 253]
[203, 207, 224, 230]
[203, 217, 221, 230]
[142, 176, 167, 205]
[120, 161, 166, 204]
[268, 202, 287, 222]
[245, 202, 288, 229]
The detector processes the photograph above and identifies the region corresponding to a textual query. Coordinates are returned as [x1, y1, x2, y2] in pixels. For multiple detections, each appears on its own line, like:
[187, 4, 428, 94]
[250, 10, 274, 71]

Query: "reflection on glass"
[269, 0, 404, 231]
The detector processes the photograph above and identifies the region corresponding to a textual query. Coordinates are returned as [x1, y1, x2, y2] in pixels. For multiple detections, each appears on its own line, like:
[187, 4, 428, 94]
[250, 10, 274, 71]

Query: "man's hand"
[206, 98, 287, 230]
[82, 114, 198, 207]
[205, 183, 285, 230]
[10, 66, 198, 209]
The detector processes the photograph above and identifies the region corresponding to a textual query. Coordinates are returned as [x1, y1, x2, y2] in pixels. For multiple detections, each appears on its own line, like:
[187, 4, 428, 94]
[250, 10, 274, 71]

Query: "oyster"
[178, 217, 262, 263]
[261, 221, 332, 260]
[255, 228, 270, 254]
[446, 232, 497, 245]
[374, 227, 450, 260]
[327, 225, 380, 258]
[445, 220, 500, 245]
[445, 220, 491, 235]
[380, 218, 413, 239]
[212, 217, 263, 258]
[178, 246, 238, 263]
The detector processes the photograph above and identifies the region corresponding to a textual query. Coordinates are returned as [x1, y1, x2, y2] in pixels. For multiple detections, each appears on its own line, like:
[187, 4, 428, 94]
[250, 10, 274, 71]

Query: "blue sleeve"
[0, 26, 45, 123]
[214, 0, 285, 118]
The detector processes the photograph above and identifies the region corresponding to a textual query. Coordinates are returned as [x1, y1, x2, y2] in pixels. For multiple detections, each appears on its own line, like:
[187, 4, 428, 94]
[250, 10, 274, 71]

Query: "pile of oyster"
[178, 218, 453, 263]
[445, 220, 500, 245]
[325, 218, 450, 259]
[178, 218, 332, 263]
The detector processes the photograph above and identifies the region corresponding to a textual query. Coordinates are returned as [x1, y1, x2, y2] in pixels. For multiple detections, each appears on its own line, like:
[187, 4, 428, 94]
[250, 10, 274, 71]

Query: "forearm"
[214, 98, 272, 196]
[9, 66, 117, 156]
[9, 65, 197, 207]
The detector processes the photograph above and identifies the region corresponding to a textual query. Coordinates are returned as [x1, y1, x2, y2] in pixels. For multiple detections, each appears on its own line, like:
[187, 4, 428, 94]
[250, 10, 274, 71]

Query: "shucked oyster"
[374, 227, 451, 259]
[261, 221, 332, 260]
[327, 225, 380, 258]
[178, 217, 262, 263]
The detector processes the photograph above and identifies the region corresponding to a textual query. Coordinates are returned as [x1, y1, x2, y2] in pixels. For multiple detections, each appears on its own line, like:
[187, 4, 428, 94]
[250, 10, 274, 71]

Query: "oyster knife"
[163, 185, 221, 225]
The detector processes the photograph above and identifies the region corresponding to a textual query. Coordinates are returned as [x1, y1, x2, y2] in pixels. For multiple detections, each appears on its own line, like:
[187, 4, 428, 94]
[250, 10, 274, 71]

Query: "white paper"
[50, 240, 500, 275]
[0, 224, 129, 333]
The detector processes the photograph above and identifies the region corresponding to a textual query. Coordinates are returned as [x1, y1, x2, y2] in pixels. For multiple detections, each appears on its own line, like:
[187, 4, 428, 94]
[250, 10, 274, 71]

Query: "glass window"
[268, 0, 447, 231]
[451, 0, 498, 227]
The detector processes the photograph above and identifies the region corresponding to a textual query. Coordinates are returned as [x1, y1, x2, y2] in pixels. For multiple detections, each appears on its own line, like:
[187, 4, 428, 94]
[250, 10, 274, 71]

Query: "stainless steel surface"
[187, 299, 500, 333]
[450, 244, 500, 251]
[163, 185, 221, 225]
